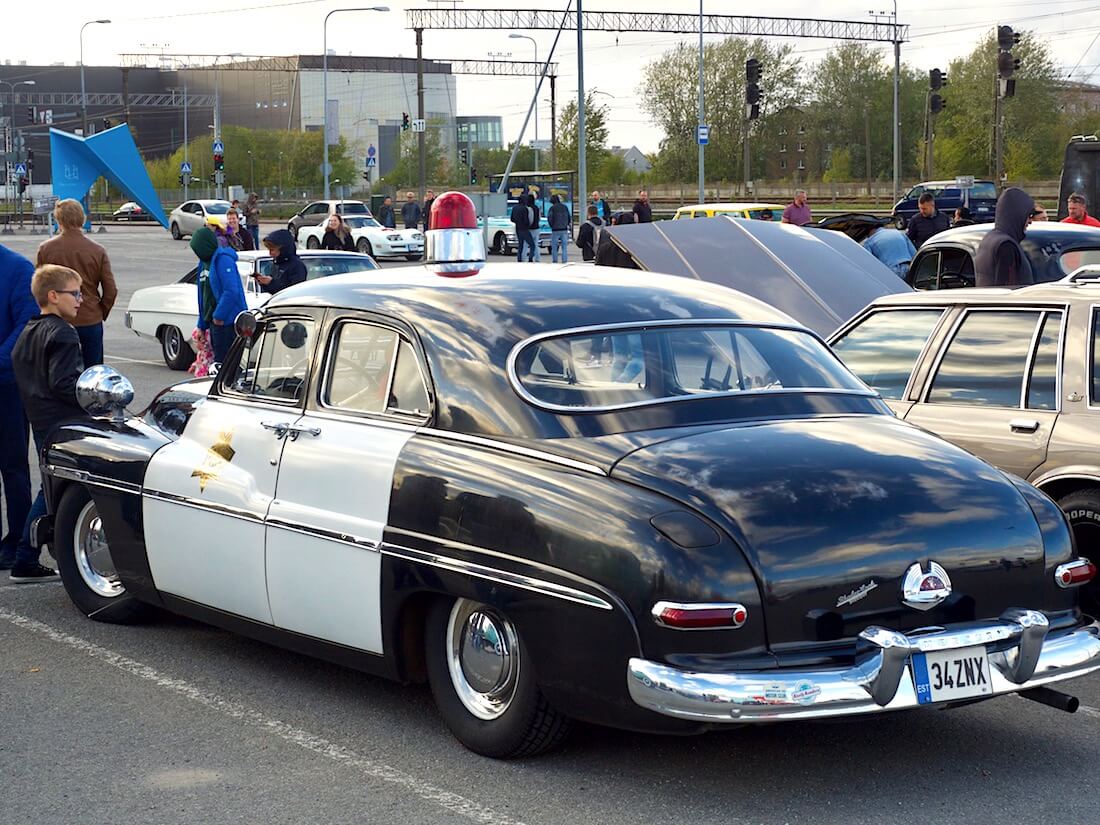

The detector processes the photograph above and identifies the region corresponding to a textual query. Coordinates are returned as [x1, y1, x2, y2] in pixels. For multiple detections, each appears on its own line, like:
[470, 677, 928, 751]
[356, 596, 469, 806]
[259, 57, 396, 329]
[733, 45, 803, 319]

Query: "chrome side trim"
[627, 612, 1100, 724]
[44, 465, 142, 496]
[416, 429, 607, 476]
[380, 541, 613, 611]
[266, 517, 380, 553]
[141, 489, 264, 524]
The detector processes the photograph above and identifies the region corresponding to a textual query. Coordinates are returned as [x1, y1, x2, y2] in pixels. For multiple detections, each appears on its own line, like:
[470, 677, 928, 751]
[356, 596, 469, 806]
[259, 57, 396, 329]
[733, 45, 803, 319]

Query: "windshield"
[345, 216, 380, 229]
[204, 202, 231, 215]
[511, 324, 866, 412]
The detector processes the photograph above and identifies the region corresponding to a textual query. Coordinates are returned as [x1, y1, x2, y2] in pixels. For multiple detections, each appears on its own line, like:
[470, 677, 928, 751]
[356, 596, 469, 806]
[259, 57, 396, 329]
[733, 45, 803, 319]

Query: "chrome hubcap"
[74, 500, 123, 598]
[446, 599, 520, 720]
[164, 328, 181, 360]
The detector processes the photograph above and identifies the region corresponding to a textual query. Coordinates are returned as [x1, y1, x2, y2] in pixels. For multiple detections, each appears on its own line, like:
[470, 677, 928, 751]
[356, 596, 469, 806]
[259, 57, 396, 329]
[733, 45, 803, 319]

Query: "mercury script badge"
[836, 580, 878, 608]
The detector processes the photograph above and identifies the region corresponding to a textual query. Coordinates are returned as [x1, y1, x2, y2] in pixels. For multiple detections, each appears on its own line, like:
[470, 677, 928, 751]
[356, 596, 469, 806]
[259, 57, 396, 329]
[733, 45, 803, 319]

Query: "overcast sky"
[8, 1, 1099, 153]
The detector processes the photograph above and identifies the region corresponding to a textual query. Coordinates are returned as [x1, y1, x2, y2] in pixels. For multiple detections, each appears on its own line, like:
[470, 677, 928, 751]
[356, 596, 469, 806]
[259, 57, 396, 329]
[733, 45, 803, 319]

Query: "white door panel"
[143, 398, 292, 622]
[265, 416, 415, 652]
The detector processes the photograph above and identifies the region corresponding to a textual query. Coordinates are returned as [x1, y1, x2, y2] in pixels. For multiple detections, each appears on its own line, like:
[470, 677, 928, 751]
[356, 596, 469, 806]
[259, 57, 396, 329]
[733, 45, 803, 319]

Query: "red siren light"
[425, 191, 486, 278]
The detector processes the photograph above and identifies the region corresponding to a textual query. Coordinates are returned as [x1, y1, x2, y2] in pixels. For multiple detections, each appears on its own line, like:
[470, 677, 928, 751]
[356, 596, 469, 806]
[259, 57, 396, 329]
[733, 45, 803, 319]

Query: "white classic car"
[124, 250, 380, 370]
[296, 215, 424, 260]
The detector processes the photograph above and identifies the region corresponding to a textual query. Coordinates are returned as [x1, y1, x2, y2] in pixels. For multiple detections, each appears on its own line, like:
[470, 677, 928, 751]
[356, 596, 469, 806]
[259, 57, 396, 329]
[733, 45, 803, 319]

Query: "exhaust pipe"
[1019, 686, 1079, 713]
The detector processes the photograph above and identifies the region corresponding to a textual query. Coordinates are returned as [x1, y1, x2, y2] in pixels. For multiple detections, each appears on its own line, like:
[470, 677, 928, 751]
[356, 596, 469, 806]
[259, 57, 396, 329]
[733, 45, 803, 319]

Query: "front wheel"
[424, 597, 570, 758]
[493, 233, 509, 255]
[357, 238, 373, 256]
[160, 326, 196, 370]
[306, 236, 320, 250]
[170, 222, 182, 240]
[1057, 488, 1100, 617]
[54, 486, 152, 624]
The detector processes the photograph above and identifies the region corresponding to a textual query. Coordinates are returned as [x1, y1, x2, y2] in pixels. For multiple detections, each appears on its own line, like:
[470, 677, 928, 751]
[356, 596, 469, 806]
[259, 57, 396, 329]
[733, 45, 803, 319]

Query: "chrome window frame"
[506, 318, 876, 415]
[1087, 303, 1100, 410]
[921, 306, 1064, 410]
[217, 313, 319, 408]
[1023, 309, 1066, 412]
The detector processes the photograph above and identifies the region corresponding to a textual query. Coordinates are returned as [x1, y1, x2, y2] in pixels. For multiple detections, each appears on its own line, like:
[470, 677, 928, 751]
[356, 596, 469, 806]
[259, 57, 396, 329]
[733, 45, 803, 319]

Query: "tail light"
[1055, 558, 1097, 588]
[652, 601, 748, 630]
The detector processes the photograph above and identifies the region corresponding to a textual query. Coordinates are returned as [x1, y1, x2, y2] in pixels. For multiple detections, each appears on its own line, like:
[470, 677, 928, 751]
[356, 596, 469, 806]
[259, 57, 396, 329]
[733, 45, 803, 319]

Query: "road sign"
[212, 139, 225, 154]
[180, 161, 193, 174]
[366, 156, 377, 168]
[367, 143, 376, 157]
[412, 119, 426, 133]
[955, 175, 975, 189]
[697, 125, 710, 145]
[14, 162, 26, 176]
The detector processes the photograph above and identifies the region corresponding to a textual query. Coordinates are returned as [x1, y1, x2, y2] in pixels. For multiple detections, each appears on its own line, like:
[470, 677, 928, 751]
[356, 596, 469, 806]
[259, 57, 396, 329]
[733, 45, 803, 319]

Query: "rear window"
[1058, 248, 1100, 275]
[337, 203, 369, 215]
[511, 324, 866, 412]
[205, 202, 230, 215]
[970, 183, 997, 199]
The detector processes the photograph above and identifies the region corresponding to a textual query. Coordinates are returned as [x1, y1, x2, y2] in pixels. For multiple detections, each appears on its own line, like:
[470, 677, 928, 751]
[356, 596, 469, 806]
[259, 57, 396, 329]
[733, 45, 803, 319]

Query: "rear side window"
[831, 309, 945, 400]
[928, 310, 1042, 407]
[1091, 309, 1100, 405]
[1026, 312, 1062, 410]
[1059, 248, 1100, 276]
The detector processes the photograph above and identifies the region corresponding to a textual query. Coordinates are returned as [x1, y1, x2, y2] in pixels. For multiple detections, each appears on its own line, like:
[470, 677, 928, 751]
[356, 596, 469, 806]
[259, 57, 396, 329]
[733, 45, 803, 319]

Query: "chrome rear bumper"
[628, 610, 1100, 723]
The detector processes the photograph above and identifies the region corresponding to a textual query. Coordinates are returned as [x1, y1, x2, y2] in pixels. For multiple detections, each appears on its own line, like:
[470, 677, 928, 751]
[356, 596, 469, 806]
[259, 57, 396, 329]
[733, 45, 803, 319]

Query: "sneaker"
[9, 563, 60, 583]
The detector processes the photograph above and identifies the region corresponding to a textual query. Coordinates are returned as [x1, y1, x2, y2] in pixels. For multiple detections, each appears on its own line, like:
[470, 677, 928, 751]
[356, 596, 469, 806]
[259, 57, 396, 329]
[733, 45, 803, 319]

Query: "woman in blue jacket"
[191, 226, 247, 364]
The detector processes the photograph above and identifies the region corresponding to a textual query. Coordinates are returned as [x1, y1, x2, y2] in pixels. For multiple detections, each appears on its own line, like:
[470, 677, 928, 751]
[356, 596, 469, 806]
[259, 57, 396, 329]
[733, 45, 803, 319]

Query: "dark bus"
[1058, 135, 1100, 220]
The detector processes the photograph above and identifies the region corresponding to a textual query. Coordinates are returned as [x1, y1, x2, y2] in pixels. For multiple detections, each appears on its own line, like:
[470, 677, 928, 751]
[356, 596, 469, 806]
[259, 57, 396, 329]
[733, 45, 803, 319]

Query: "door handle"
[286, 424, 321, 441]
[1009, 418, 1040, 433]
[261, 421, 292, 439]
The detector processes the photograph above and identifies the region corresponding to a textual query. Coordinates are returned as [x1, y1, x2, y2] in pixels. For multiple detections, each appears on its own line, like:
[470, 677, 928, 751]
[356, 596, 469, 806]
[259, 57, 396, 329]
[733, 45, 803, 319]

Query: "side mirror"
[76, 365, 134, 423]
[234, 310, 259, 339]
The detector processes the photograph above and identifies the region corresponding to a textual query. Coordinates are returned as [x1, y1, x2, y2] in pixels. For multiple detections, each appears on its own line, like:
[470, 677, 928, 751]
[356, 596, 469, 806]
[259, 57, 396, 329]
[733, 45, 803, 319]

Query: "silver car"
[169, 199, 232, 240]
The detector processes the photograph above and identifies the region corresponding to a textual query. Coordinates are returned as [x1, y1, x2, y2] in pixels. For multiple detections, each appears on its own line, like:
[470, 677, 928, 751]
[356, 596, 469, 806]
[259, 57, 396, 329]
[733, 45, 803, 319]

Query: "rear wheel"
[54, 486, 152, 624]
[1057, 489, 1100, 617]
[160, 326, 195, 371]
[493, 233, 509, 255]
[170, 222, 182, 240]
[306, 236, 320, 250]
[424, 597, 570, 758]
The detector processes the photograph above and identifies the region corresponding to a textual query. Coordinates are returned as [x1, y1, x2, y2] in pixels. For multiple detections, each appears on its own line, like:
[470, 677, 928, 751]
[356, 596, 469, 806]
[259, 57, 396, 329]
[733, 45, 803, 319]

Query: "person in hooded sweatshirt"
[191, 225, 247, 364]
[258, 229, 308, 294]
[974, 187, 1034, 288]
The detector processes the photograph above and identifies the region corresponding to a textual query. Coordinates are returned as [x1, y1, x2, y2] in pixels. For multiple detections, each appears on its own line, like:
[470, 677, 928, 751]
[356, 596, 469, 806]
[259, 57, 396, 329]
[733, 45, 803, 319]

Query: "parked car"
[1057, 135, 1100, 221]
[169, 200, 232, 240]
[830, 275, 1100, 614]
[287, 199, 371, 236]
[112, 202, 153, 222]
[906, 222, 1100, 290]
[673, 202, 786, 221]
[124, 250, 379, 370]
[893, 180, 998, 228]
[480, 214, 552, 256]
[37, 195, 1100, 759]
[297, 215, 423, 260]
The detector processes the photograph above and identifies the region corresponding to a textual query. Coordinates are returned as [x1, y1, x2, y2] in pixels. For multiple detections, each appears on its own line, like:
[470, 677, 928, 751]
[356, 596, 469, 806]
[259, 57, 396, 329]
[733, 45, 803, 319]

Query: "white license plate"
[912, 645, 993, 704]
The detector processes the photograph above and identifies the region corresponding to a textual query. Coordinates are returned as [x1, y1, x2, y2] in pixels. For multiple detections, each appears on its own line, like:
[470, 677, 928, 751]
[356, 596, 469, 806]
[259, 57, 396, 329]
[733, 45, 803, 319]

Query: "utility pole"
[697, 0, 705, 204]
[576, 0, 586, 221]
[549, 73, 557, 171]
[865, 108, 872, 197]
[416, 27, 426, 205]
[892, 4, 900, 202]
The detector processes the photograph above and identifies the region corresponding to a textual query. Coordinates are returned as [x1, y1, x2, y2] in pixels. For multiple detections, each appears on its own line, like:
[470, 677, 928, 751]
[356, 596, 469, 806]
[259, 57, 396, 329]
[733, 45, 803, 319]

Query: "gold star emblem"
[191, 430, 236, 492]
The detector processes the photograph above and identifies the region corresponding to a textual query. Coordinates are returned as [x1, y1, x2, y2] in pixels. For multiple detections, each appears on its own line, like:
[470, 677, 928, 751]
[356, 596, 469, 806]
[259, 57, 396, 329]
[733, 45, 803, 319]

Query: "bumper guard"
[627, 610, 1100, 722]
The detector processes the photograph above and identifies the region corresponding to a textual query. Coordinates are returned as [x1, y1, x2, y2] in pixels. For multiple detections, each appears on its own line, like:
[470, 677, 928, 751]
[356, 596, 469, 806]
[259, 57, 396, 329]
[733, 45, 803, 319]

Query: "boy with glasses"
[10, 265, 89, 582]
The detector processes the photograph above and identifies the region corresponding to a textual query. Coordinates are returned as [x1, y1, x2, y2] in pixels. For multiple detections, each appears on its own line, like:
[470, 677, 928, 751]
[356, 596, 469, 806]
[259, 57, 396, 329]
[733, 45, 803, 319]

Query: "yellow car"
[672, 202, 786, 221]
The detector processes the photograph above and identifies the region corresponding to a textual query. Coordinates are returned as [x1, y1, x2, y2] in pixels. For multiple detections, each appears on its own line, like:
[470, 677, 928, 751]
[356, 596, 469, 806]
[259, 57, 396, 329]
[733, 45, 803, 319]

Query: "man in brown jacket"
[36, 199, 117, 367]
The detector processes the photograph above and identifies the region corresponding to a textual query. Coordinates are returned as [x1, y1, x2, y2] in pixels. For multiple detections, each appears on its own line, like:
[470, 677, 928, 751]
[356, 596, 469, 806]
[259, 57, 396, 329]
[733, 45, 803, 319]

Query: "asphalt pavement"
[1, 227, 1098, 825]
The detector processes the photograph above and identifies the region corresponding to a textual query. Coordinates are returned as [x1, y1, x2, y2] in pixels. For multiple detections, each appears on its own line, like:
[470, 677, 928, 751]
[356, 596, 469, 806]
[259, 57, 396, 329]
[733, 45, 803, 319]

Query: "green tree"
[556, 93, 611, 180]
[378, 119, 458, 188]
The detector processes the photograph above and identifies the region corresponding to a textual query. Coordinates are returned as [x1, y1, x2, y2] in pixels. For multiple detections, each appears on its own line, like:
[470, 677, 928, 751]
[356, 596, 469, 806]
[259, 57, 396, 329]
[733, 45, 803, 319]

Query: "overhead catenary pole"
[416, 27, 426, 205]
[698, 0, 705, 204]
[576, 0, 586, 222]
[550, 73, 557, 171]
[892, 1, 900, 202]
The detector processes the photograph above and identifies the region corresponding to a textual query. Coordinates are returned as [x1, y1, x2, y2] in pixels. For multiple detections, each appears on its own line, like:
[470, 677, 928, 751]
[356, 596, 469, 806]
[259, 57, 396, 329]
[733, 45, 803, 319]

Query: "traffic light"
[401, 112, 410, 131]
[18, 177, 28, 194]
[209, 173, 216, 184]
[997, 24, 1020, 51]
[213, 151, 224, 172]
[26, 106, 34, 123]
[929, 68, 947, 90]
[362, 170, 370, 181]
[26, 150, 34, 172]
[458, 147, 469, 166]
[930, 95, 946, 115]
[102, 118, 112, 130]
[745, 58, 763, 120]
[470, 167, 478, 186]
[178, 174, 185, 186]
[997, 25, 1021, 98]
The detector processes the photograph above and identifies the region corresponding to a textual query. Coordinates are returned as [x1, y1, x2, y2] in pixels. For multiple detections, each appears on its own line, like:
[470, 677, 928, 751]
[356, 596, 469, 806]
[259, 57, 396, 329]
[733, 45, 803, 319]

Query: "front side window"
[831, 309, 946, 400]
[927, 310, 1042, 408]
[227, 317, 316, 403]
[512, 324, 866, 411]
[910, 251, 941, 290]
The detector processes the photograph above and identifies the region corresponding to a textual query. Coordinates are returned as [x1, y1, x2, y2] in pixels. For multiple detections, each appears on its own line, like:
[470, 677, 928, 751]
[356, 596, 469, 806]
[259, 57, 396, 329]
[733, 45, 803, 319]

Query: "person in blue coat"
[0, 244, 37, 570]
[191, 226, 247, 364]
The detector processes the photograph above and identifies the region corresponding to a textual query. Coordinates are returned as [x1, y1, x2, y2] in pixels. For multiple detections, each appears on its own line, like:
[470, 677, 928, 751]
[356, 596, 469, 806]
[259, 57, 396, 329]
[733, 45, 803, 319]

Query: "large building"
[1, 55, 458, 185]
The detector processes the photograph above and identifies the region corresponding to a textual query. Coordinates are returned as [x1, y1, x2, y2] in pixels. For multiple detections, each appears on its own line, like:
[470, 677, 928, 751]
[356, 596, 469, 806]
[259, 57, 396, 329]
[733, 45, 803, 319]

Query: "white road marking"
[106, 354, 165, 366]
[0, 608, 525, 825]
[1078, 704, 1100, 721]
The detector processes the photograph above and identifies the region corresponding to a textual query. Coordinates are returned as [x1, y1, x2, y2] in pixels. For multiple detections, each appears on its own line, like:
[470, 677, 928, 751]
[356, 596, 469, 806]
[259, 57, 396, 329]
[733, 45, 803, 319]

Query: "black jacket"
[401, 201, 421, 229]
[974, 187, 1035, 288]
[12, 314, 85, 433]
[261, 229, 308, 293]
[377, 203, 396, 229]
[548, 202, 571, 231]
[321, 229, 356, 251]
[575, 217, 604, 261]
[906, 211, 951, 248]
[510, 202, 533, 232]
[633, 200, 653, 223]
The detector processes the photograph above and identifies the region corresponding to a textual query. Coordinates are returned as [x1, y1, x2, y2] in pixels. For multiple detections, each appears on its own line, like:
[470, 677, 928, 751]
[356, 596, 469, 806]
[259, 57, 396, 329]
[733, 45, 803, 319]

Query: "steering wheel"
[331, 354, 386, 409]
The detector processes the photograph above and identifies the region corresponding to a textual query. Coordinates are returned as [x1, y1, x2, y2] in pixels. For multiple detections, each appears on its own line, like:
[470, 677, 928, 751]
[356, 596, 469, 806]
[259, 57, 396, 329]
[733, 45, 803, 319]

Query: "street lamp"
[247, 149, 255, 193]
[323, 6, 389, 199]
[509, 33, 539, 171]
[0, 80, 34, 211]
[80, 19, 111, 137]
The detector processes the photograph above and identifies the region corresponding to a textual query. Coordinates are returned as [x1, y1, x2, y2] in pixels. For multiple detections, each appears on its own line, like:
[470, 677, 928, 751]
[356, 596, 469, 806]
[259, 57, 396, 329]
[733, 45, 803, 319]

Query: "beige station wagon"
[829, 275, 1100, 612]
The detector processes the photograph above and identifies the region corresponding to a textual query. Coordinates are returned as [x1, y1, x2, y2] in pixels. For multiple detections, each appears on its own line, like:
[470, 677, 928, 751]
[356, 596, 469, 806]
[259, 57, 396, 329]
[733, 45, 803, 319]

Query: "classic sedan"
[480, 214, 552, 256]
[38, 260, 1100, 758]
[124, 250, 379, 370]
[112, 202, 153, 222]
[296, 215, 423, 260]
[286, 199, 371, 236]
[168, 200, 232, 240]
[830, 276, 1100, 613]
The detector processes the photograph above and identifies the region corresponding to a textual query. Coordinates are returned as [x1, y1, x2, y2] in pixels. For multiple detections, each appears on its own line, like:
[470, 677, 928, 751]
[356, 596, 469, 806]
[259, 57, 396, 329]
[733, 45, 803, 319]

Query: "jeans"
[532, 237, 541, 262]
[210, 323, 236, 365]
[0, 384, 31, 565]
[551, 230, 569, 263]
[248, 225, 260, 249]
[75, 322, 104, 368]
[15, 428, 47, 568]
[515, 230, 536, 262]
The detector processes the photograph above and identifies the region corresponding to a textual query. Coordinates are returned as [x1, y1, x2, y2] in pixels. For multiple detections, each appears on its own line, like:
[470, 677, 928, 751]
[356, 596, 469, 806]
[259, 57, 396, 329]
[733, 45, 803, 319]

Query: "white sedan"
[124, 250, 380, 370]
[297, 215, 424, 260]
